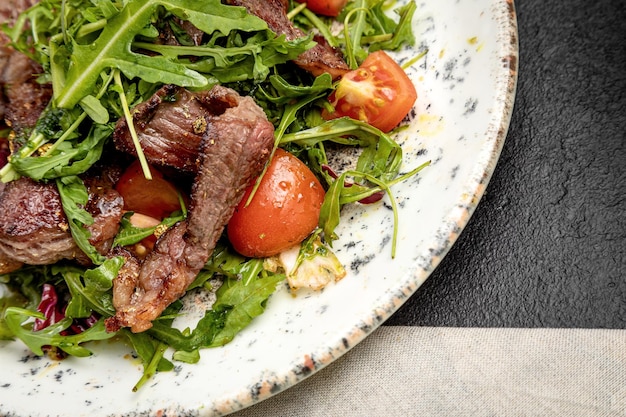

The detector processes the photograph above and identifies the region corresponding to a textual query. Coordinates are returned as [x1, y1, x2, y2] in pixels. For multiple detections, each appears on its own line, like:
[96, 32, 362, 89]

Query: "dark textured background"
[386, 0, 626, 328]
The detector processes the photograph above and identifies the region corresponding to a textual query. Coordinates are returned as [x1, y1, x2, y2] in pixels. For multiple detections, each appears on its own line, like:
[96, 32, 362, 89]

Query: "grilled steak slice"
[0, 178, 79, 273]
[0, 137, 8, 172]
[1, 11, 52, 138]
[0, 0, 38, 25]
[0, 171, 124, 274]
[1, 52, 52, 138]
[113, 85, 214, 173]
[82, 168, 126, 256]
[226, 0, 349, 80]
[106, 85, 275, 333]
[1, 0, 53, 140]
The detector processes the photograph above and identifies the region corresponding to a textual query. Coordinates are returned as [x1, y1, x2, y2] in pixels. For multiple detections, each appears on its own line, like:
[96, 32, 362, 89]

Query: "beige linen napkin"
[229, 326, 626, 417]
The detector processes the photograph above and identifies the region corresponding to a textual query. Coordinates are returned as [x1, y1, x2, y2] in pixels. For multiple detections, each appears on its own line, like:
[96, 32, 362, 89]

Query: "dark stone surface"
[386, 0, 626, 328]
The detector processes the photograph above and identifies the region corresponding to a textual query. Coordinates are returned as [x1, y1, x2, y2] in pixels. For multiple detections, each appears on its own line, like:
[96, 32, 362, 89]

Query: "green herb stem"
[0, 131, 47, 182]
[402, 49, 428, 70]
[114, 70, 152, 180]
[300, 8, 339, 48]
[76, 19, 108, 39]
[132, 341, 168, 392]
[343, 2, 368, 68]
[286, 2, 307, 20]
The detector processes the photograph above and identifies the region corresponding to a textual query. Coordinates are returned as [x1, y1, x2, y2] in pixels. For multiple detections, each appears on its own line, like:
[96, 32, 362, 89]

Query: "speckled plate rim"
[213, 0, 519, 415]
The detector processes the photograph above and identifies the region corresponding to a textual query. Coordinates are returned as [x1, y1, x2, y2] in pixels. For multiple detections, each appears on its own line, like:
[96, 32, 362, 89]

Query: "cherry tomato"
[227, 148, 325, 258]
[322, 50, 417, 133]
[296, 0, 348, 17]
[115, 160, 182, 220]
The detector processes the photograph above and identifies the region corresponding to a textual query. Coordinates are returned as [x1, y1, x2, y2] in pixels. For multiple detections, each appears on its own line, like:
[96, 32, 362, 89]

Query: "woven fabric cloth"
[229, 326, 626, 416]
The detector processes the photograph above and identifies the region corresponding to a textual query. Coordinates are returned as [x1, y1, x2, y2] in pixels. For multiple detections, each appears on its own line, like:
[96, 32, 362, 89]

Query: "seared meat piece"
[226, 0, 349, 80]
[82, 168, 126, 256]
[114, 85, 215, 173]
[0, 178, 80, 274]
[1, 0, 53, 139]
[0, 52, 53, 138]
[0, 137, 8, 170]
[106, 85, 275, 333]
[0, 47, 8, 124]
[0, 0, 38, 25]
[0, 172, 124, 274]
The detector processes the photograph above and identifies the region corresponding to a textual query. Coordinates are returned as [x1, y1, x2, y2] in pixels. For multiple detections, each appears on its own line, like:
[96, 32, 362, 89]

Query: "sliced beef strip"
[113, 85, 211, 173]
[1, 0, 53, 141]
[0, 0, 38, 25]
[1, 52, 53, 138]
[0, 178, 78, 273]
[0, 169, 125, 274]
[106, 85, 275, 333]
[0, 137, 8, 171]
[226, 0, 350, 80]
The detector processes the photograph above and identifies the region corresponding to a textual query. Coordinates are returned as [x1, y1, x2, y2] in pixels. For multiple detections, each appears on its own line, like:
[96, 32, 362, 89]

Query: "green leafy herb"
[57, 259, 122, 318]
[113, 211, 186, 248]
[209, 271, 285, 347]
[11, 124, 111, 180]
[126, 334, 173, 392]
[4, 308, 115, 357]
[55, 175, 106, 265]
[54, 0, 268, 109]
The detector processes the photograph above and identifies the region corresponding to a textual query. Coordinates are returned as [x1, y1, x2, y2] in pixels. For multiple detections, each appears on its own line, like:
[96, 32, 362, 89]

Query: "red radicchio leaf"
[33, 283, 65, 332]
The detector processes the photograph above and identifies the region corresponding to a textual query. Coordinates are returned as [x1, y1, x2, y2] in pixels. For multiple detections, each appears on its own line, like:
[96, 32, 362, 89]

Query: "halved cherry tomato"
[322, 50, 417, 132]
[296, 0, 348, 17]
[227, 148, 325, 258]
[115, 160, 183, 220]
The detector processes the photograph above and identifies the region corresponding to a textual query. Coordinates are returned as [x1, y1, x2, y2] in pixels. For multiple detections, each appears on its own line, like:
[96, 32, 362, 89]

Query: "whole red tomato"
[227, 148, 325, 258]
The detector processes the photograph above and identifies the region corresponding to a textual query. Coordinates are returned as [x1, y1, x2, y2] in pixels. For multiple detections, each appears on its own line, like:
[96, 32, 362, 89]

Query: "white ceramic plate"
[0, 0, 518, 415]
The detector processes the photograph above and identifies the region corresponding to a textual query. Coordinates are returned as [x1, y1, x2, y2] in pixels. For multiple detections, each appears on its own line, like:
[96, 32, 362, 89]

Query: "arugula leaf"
[79, 95, 110, 124]
[4, 308, 115, 357]
[113, 211, 185, 247]
[55, 175, 106, 265]
[0, 284, 30, 340]
[55, 0, 269, 109]
[147, 308, 228, 351]
[123, 330, 174, 392]
[137, 32, 315, 84]
[124, 330, 174, 372]
[262, 73, 333, 105]
[57, 259, 122, 318]
[281, 117, 403, 181]
[11, 124, 112, 180]
[209, 272, 285, 347]
[343, 0, 369, 69]
[367, 1, 417, 52]
[318, 160, 430, 252]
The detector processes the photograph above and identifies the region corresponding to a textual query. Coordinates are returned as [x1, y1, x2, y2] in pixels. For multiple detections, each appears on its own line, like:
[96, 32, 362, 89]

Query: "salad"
[0, 0, 427, 390]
